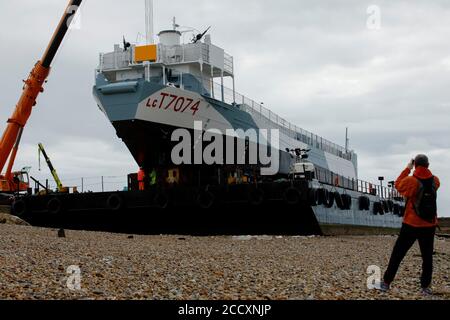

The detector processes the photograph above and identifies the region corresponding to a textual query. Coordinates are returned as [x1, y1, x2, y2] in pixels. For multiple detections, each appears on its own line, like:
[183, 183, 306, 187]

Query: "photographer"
[379, 155, 440, 295]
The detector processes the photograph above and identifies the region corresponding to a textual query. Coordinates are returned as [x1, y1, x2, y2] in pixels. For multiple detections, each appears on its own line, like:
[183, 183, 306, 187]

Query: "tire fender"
[248, 188, 265, 206]
[373, 202, 384, 216]
[197, 191, 215, 209]
[317, 189, 329, 206]
[393, 204, 401, 216]
[107, 193, 124, 211]
[308, 188, 319, 206]
[47, 197, 63, 215]
[323, 191, 335, 208]
[334, 192, 345, 210]
[154, 192, 169, 210]
[284, 187, 302, 206]
[12, 199, 27, 217]
[342, 194, 352, 210]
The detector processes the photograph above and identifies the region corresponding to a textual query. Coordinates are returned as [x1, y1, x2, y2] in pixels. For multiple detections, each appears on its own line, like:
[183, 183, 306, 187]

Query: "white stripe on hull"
[134, 86, 358, 179]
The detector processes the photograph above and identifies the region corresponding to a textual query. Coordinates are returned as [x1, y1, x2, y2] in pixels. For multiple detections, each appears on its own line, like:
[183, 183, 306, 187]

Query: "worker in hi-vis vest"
[150, 169, 157, 186]
[138, 168, 146, 191]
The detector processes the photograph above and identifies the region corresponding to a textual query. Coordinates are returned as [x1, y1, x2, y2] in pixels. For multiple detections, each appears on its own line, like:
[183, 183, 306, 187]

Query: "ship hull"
[310, 183, 402, 230]
[93, 77, 403, 231]
[94, 76, 358, 179]
[16, 181, 402, 234]
[112, 119, 295, 182]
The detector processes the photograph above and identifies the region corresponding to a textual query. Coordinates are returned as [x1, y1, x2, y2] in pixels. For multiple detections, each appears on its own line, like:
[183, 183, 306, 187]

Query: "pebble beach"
[0, 223, 449, 300]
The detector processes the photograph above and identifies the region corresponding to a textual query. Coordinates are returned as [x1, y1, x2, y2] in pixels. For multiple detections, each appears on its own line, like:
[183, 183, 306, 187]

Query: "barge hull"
[11, 181, 403, 236]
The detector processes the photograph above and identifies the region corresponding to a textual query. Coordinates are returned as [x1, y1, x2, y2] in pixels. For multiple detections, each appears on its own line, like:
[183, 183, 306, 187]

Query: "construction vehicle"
[38, 143, 70, 193]
[0, 0, 82, 193]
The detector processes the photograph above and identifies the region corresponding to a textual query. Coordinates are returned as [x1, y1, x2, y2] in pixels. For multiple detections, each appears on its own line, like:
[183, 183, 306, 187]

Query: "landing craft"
[92, 3, 406, 233]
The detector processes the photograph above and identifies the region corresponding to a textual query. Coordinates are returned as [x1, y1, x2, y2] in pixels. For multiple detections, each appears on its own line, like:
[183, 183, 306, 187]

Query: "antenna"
[193, 26, 211, 43]
[345, 127, 350, 152]
[123, 36, 131, 51]
[145, 0, 154, 44]
[173, 17, 180, 30]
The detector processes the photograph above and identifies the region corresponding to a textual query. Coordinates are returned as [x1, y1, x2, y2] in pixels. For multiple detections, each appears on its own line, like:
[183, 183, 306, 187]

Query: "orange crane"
[0, 0, 82, 193]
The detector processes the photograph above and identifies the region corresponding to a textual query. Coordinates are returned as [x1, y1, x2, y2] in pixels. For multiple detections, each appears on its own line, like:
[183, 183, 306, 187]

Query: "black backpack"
[413, 177, 438, 222]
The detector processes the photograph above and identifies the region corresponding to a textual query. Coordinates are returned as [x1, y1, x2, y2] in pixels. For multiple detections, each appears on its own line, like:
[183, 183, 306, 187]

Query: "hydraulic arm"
[0, 0, 82, 192]
[38, 143, 64, 192]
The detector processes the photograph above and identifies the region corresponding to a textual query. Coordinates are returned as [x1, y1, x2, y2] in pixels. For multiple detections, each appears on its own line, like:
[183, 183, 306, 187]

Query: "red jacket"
[395, 167, 440, 228]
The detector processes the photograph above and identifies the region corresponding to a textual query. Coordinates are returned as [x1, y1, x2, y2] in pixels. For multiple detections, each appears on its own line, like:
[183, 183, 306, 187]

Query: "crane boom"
[38, 143, 64, 192]
[0, 0, 82, 192]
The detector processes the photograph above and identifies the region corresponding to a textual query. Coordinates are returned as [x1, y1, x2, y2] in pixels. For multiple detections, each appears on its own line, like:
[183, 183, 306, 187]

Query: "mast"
[145, 0, 154, 44]
[345, 127, 350, 153]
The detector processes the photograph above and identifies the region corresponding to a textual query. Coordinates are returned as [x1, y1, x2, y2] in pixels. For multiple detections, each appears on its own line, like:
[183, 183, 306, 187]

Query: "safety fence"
[31, 173, 402, 201]
[314, 167, 401, 200]
[30, 175, 129, 194]
[206, 78, 354, 162]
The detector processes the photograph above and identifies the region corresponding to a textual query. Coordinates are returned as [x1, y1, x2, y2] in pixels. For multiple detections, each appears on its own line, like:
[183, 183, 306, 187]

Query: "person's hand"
[407, 159, 415, 170]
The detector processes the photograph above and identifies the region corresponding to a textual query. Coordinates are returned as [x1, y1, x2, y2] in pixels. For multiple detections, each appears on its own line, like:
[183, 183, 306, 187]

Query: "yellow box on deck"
[134, 45, 157, 62]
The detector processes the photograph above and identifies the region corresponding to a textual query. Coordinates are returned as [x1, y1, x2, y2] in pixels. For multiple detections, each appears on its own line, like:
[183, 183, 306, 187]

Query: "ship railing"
[30, 176, 129, 194]
[224, 53, 234, 75]
[99, 51, 132, 71]
[201, 44, 210, 63]
[206, 78, 353, 161]
[315, 167, 402, 200]
[99, 45, 234, 75]
[356, 179, 402, 200]
[31, 173, 403, 201]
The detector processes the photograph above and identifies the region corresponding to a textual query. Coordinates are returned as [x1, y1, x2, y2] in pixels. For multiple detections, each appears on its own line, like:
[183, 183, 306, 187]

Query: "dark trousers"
[384, 224, 436, 288]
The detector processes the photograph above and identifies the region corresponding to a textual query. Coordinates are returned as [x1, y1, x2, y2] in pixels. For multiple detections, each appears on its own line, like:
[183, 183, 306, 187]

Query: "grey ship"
[93, 18, 404, 233]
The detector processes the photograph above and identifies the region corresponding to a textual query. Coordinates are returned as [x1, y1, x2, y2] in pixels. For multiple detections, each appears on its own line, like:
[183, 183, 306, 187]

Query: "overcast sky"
[0, 0, 449, 216]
